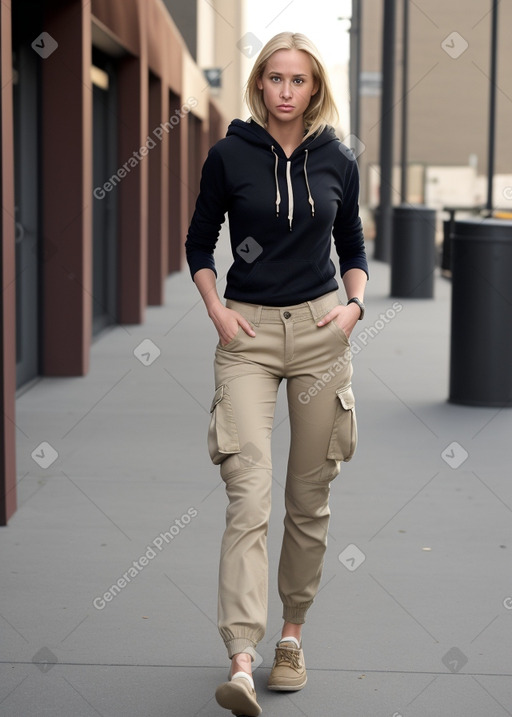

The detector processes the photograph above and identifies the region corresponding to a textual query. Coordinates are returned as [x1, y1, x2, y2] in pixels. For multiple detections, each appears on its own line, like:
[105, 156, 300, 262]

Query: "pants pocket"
[207, 384, 241, 465]
[326, 384, 358, 462]
[327, 316, 350, 345]
[218, 325, 242, 350]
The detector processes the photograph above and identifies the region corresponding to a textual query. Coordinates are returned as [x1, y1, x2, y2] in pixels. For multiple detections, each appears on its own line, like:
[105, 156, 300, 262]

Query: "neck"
[266, 115, 305, 157]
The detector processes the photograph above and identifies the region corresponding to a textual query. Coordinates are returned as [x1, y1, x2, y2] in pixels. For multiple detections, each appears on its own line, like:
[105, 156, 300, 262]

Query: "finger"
[220, 325, 239, 345]
[317, 308, 339, 326]
[237, 315, 256, 337]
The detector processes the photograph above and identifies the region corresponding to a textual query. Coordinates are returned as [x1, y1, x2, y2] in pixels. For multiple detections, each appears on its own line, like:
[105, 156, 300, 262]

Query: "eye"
[270, 76, 281, 83]
[293, 78, 304, 85]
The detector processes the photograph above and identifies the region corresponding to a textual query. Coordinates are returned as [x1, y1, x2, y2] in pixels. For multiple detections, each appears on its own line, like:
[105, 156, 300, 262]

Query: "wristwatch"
[347, 297, 365, 320]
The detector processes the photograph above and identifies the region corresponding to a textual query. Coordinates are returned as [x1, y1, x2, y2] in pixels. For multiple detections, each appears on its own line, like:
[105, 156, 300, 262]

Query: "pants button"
[283, 311, 291, 319]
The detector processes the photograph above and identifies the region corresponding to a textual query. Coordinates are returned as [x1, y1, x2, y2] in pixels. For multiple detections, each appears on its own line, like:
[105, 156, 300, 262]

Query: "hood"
[225, 119, 339, 230]
[226, 118, 337, 155]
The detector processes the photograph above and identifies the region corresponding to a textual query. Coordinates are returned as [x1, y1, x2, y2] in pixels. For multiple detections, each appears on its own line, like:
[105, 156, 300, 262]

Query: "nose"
[280, 82, 292, 99]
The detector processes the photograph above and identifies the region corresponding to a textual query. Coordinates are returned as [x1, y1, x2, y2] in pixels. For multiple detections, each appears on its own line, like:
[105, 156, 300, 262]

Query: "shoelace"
[274, 647, 302, 670]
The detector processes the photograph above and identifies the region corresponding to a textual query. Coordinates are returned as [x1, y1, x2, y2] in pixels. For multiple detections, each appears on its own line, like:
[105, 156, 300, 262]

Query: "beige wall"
[358, 1, 512, 205]
[197, 0, 245, 132]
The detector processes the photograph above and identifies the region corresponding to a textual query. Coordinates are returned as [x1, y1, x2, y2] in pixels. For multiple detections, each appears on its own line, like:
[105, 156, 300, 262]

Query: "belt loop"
[307, 291, 340, 321]
[306, 299, 320, 322]
[253, 305, 262, 326]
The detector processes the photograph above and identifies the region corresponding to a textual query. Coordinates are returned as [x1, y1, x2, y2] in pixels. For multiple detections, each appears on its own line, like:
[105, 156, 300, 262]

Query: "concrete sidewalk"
[2, 231, 512, 717]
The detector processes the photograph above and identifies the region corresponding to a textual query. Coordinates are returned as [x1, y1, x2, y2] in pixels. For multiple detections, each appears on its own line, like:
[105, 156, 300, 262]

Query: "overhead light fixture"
[91, 65, 109, 90]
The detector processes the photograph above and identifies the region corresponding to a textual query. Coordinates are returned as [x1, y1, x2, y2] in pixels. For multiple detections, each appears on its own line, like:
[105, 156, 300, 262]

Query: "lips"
[277, 104, 294, 111]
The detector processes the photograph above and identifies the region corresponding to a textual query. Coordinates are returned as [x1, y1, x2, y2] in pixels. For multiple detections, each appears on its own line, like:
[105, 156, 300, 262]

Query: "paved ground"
[2, 229, 512, 717]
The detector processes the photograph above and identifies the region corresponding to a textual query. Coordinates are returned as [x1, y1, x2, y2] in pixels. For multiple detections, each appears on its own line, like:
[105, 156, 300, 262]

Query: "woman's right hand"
[209, 305, 256, 346]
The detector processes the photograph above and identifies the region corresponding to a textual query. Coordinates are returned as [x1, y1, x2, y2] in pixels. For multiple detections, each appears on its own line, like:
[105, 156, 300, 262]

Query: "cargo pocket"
[207, 384, 241, 465]
[326, 384, 358, 463]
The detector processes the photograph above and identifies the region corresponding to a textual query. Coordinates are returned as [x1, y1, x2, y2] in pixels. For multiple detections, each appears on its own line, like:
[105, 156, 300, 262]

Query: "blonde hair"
[244, 32, 339, 141]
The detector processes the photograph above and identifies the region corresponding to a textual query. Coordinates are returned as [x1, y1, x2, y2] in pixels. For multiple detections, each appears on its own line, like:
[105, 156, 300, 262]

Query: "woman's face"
[256, 49, 318, 127]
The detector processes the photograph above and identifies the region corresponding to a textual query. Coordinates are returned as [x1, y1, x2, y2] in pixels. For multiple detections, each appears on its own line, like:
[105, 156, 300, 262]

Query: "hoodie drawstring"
[286, 161, 294, 231]
[271, 146, 315, 231]
[303, 149, 315, 218]
[271, 146, 281, 219]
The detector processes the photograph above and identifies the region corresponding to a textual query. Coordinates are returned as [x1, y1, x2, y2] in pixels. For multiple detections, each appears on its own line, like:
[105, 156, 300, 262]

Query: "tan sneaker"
[215, 671, 262, 716]
[267, 638, 307, 691]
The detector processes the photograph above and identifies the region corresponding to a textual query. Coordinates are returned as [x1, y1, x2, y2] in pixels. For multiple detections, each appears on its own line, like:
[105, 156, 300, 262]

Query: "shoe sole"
[215, 680, 262, 716]
[267, 676, 307, 692]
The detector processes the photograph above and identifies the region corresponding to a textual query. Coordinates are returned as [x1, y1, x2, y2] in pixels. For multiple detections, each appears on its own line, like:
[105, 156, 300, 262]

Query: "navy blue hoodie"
[185, 118, 368, 306]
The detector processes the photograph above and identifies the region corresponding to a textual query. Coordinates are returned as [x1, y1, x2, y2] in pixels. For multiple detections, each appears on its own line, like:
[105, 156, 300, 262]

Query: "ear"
[311, 79, 319, 97]
[256, 75, 263, 91]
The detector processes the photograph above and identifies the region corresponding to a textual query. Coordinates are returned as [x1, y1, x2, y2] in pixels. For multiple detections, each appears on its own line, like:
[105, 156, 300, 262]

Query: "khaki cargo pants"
[207, 291, 357, 660]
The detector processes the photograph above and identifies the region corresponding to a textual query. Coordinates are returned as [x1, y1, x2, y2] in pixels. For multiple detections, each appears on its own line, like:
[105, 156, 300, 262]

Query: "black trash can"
[390, 204, 436, 298]
[441, 218, 452, 272]
[449, 218, 512, 407]
[374, 205, 393, 263]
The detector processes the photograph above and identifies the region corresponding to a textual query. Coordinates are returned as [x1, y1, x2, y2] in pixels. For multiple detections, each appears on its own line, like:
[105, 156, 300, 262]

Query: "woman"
[185, 31, 368, 716]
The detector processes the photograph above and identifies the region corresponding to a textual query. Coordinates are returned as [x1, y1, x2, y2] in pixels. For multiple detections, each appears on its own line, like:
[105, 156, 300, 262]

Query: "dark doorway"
[92, 49, 118, 335]
[12, 4, 42, 388]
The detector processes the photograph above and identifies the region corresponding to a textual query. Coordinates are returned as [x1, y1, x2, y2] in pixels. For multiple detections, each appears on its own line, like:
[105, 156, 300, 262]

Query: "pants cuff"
[224, 638, 257, 661]
[282, 601, 313, 624]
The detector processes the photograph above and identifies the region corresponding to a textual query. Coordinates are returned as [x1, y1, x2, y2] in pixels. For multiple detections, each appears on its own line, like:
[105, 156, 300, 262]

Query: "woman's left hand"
[317, 303, 361, 339]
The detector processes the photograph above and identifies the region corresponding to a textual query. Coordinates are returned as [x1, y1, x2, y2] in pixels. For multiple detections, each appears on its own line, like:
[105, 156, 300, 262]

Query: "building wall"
[1, 0, 229, 524]
[358, 0, 512, 205]
[162, 0, 198, 60]
[197, 0, 245, 127]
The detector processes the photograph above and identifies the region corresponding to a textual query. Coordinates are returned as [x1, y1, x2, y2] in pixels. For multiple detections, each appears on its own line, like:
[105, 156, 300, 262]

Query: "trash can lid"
[393, 203, 436, 215]
[453, 217, 512, 241]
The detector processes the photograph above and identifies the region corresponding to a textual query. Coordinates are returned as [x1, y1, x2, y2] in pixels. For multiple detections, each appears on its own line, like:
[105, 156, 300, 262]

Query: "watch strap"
[347, 297, 365, 320]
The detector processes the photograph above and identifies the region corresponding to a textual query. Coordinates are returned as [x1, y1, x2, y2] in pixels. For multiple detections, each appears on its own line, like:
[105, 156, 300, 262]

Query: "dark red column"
[41, 0, 93, 375]
[168, 92, 186, 273]
[147, 74, 169, 305]
[117, 2, 149, 323]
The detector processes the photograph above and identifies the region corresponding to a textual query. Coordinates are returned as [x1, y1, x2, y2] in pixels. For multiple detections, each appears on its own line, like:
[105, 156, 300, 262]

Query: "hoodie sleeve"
[185, 146, 229, 280]
[332, 157, 369, 279]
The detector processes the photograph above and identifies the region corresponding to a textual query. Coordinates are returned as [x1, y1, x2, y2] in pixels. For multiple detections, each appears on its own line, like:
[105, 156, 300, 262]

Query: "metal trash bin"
[449, 218, 512, 406]
[390, 204, 436, 298]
